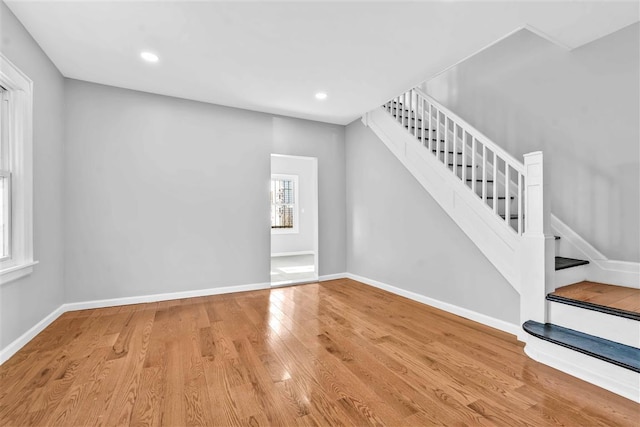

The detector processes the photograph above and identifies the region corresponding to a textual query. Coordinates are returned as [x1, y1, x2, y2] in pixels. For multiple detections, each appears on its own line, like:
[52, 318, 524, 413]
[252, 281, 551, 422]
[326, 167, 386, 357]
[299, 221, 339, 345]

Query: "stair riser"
[525, 336, 640, 402]
[547, 301, 640, 347]
[555, 264, 589, 287]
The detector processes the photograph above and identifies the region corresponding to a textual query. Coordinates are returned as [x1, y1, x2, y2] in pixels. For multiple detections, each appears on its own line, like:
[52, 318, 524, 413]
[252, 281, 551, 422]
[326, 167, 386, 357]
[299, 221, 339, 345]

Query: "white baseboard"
[0, 281, 270, 365]
[271, 251, 315, 258]
[346, 273, 520, 337]
[524, 336, 640, 403]
[552, 215, 639, 289]
[0, 305, 65, 364]
[63, 282, 271, 312]
[319, 272, 347, 282]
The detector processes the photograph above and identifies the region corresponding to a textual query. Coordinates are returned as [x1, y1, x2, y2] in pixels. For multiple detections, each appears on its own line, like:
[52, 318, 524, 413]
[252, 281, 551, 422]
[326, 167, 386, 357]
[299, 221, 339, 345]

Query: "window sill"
[0, 260, 38, 285]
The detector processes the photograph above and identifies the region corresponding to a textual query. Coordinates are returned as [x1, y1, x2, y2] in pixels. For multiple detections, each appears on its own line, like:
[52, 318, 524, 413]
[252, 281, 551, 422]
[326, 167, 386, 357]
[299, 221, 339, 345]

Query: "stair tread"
[522, 320, 640, 372]
[549, 281, 640, 319]
[555, 256, 590, 271]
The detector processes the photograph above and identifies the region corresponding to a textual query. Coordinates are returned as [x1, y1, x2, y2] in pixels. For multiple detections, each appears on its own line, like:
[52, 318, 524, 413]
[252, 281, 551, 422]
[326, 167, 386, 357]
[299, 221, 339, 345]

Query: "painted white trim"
[319, 272, 347, 282]
[0, 260, 38, 285]
[270, 278, 318, 288]
[346, 273, 520, 337]
[0, 53, 35, 283]
[271, 251, 315, 258]
[270, 154, 316, 161]
[0, 304, 65, 364]
[63, 282, 271, 312]
[524, 336, 640, 403]
[552, 214, 640, 289]
[270, 154, 319, 289]
[0, 280, 270, 365]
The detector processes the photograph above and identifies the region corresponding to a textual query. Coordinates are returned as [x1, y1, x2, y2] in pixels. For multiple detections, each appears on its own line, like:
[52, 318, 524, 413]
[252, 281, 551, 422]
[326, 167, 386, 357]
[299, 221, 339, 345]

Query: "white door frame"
[270, 154, 319, 286]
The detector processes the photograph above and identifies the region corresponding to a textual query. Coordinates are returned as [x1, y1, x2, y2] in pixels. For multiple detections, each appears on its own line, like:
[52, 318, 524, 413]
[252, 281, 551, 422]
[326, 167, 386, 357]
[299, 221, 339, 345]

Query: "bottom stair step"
[523, 320, 640, 373]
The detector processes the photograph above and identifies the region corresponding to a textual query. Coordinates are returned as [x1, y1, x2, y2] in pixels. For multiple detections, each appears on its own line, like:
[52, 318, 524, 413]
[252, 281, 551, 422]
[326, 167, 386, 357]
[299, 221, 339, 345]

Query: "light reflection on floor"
[270, 254, 317, 286]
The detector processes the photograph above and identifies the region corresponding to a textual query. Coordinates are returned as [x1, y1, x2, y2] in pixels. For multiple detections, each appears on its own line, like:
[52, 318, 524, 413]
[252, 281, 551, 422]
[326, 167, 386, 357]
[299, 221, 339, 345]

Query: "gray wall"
[424, 24, 640, 262]
[345, 120, 520, 325]
[0, 3, 66, 349]
[64, 80, 345, 303]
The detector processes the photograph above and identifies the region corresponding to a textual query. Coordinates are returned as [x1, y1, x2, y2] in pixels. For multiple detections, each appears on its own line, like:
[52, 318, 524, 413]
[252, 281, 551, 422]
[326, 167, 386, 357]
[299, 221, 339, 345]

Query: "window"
[270, 174, 298, 234]
[0, 53, 36, 285]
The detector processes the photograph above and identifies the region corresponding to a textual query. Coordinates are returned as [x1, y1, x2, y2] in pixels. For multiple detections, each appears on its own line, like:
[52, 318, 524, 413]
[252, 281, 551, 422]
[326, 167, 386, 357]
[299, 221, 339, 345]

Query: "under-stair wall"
[363, 88, 555, 327]
[345, 119, 521, 329]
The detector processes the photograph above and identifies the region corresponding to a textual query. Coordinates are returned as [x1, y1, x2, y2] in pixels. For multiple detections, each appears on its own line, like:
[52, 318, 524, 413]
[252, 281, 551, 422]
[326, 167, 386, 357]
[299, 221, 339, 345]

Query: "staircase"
[362, 87, 640, 402]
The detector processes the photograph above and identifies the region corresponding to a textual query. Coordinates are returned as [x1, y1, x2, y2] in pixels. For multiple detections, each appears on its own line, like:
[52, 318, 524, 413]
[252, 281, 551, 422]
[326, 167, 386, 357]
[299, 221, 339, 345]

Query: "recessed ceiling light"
[315, 92, 327, 100]
[140, 51, 159, 63]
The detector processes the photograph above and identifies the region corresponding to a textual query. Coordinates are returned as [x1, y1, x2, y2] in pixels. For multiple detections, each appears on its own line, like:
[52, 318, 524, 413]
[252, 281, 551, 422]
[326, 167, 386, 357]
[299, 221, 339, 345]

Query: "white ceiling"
[4, 1, 639, 125]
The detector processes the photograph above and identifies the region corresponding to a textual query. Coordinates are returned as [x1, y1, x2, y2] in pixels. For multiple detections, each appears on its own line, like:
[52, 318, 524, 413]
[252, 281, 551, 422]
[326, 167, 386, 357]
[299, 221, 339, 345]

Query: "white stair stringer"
[363, 108, 521, 293]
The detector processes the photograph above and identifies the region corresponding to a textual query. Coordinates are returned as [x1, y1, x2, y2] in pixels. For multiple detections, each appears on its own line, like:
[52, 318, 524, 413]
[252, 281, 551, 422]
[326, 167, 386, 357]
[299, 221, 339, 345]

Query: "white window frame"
[0, 53, 37, 285]
[271, 174, 299, 235]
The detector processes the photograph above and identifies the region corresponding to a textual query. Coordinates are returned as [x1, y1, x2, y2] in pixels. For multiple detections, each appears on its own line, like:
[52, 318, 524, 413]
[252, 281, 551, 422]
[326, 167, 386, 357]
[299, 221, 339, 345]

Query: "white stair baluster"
[437, 110, 442, 162]
[482, 144, 487, 203]
[421, 97, 425, 146]
[471, 137, 477, 194]
[518, 173, 523, 234]
[462, 131, 467, 184]
[444, 116, 449, 169]
[506, 165, 511, 226]
[411, 89, 418, 138]
[428, 103, 433, 151]
[453, 123, 458, 178]
[405, 91, 409, 128]
[394, 96, 399, 121]
[493, 151, 498, 214]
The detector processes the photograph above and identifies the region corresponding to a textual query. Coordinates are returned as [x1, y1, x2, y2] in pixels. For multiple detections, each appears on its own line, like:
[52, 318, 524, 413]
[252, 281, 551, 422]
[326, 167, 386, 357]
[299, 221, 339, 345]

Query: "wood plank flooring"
[552, 281, 640, 315]
[1, 278, 638, 426]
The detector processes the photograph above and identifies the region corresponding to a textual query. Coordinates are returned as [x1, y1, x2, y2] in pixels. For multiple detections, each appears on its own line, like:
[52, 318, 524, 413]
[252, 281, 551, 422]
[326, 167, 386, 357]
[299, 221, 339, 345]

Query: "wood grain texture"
[1, 279, 638, 426]
[552, 281, 640, 314]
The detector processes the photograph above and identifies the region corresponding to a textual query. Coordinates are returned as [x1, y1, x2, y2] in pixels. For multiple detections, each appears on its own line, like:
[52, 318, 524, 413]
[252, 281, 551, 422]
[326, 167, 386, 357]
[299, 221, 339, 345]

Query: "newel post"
[520, 152, 554, 325]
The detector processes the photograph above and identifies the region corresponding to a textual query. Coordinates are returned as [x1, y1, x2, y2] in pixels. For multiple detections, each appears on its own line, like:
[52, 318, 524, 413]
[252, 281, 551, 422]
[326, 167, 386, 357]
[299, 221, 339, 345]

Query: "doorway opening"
[270, 154, 318, 287]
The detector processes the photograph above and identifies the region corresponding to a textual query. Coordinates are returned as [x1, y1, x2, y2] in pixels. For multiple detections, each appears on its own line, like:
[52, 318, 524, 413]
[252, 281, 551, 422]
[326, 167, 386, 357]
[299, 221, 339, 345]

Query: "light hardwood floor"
[1, 279, 638, 426]
[552, 281, 640, 315]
